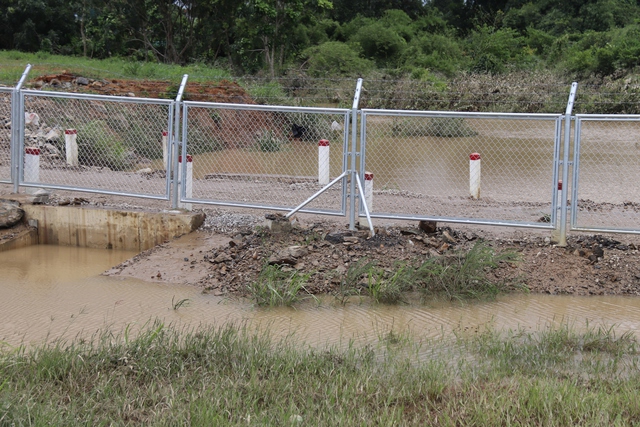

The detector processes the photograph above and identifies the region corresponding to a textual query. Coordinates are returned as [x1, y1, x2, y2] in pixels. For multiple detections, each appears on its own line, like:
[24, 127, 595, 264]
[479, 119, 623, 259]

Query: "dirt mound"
[31, 73, 255, 103]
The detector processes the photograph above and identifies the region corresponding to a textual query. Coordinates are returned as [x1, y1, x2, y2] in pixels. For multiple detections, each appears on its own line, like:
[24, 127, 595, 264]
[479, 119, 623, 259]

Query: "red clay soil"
[31, 73, 255, 103]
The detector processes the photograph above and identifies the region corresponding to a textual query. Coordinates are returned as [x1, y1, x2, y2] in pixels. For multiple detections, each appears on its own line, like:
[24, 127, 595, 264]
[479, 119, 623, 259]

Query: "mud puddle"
[2, 245, 640, 351]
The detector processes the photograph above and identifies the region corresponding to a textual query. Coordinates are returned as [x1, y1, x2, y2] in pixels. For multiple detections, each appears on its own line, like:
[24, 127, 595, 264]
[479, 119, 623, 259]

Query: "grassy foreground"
[1, 321, 640, 426]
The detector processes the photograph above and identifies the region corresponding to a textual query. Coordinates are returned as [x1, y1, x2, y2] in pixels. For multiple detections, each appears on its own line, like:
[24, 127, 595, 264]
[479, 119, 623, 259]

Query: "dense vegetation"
[3, 0, 640, 81]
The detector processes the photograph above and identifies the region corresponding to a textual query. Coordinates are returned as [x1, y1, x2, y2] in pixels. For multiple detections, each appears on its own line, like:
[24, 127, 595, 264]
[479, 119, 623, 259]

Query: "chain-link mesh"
[361, 111, 562, 225]
[20, 90, 173, 198]
[572, 116, 640, 233]
[182, 102, 348, 213]
[0, 88, 13, 185]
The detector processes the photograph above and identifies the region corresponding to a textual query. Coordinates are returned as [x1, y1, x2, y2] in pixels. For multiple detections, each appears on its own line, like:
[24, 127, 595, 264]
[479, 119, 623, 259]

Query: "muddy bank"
[106, 213, 640, 298]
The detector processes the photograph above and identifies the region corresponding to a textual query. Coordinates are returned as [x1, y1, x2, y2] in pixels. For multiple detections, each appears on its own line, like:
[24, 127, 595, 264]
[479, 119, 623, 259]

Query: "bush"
[302, 42, 374, 77]
[77, 120, 133, 170]
[256, 130, 286, 152]
[352, 23, 407, 66]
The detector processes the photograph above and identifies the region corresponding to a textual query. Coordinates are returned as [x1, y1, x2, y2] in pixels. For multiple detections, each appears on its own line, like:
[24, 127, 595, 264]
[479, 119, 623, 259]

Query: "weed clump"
[247, 264, 311, 306]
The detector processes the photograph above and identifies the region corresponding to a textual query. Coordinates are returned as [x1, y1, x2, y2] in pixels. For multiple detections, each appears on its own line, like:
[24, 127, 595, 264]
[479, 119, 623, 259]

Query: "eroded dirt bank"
[105, 211, 640, 298]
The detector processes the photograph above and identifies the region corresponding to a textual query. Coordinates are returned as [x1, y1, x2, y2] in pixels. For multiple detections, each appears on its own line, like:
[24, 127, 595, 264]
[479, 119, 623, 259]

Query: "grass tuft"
[247, 264, 310, 306]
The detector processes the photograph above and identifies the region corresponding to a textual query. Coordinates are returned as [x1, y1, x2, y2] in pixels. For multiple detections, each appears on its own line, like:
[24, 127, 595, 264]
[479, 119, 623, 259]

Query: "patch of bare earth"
[105, 214, 640, 298]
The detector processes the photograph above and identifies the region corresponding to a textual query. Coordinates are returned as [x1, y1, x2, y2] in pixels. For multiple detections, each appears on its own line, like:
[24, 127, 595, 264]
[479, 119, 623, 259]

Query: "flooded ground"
[2, 245, 640, 351]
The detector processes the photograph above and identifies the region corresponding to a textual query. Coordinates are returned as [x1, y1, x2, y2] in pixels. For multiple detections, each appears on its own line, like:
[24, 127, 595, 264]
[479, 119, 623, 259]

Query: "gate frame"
[357, 109, 565, 229]
[570, 113, 640, 235]
[17, 89, 176, 200]
[179, 101, 352, 216]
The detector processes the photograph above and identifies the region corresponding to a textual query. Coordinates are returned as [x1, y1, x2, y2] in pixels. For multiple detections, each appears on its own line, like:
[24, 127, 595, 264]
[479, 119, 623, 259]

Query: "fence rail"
[3, 64, 639, 241]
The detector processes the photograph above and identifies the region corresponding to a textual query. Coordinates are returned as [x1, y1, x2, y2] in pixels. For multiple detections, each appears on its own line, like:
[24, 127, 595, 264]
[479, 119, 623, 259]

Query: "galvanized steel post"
[172, 74, 189, 209]
[12, 64, 32, 193]
[349, 78, 363, 230]
[559, 82, 578, 247]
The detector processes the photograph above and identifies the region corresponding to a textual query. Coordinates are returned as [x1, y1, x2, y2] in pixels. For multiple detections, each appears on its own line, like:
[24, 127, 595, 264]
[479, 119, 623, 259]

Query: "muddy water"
[3, 245, 640, 350]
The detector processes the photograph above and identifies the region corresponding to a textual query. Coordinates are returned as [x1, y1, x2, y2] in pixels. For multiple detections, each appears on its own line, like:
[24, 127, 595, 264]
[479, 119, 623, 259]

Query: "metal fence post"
[171, 74, 189, 209]
[558, 82, 578, 246]
[349, 78, 363, 230]
[12, 64, 32, 193]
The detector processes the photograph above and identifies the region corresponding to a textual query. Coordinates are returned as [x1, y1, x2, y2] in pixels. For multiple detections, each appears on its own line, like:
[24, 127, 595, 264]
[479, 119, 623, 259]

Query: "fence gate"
[0, 88, 13, 186]
[359, 110, 564, 228]
[571, 114, 640, 234]
[19, 90, 175, 200]
[180, 102, 350, 215]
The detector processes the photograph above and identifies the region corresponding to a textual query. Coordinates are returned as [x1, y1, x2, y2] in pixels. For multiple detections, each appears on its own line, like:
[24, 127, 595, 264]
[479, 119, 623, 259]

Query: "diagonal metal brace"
[354, 172, 375, 238]
[286, 171, 348, 219]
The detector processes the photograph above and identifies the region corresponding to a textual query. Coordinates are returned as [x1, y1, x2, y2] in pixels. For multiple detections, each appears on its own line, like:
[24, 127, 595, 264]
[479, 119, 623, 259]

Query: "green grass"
[0, 50, 231, 86]
[247, 264, 311, 306]
[333, 242, 521, 305]
[1, 321, 639, 426]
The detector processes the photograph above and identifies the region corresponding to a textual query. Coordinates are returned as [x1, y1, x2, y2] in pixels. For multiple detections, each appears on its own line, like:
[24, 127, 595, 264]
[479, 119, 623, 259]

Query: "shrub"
[302, 41, 374, 77]
[77, 120, 133, 170]
[256, 130, 286, 152]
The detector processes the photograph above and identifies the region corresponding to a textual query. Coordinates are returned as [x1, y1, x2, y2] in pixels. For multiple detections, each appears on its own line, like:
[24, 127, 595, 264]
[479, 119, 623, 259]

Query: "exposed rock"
[0, 202, 24, 228]
[211, 253, 232, 263]
[264, 213, 292, 234]
[419, 220, 438, 234]
[268, 245, 308, 265]
[325, 231, 352, 244]
[76, 77, 90, 85]
[442, 230, 457, 244]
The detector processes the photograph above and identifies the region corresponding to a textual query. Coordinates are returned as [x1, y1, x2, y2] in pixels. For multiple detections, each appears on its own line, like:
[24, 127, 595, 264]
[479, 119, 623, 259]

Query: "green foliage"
[401, 33, 466, 76]
[466, 26, 531, 74]
[415, 241, 520, 301]
[76, 120, 132, 171]
[352, 22, 407, 66]
[303, 42, 374, 77]
[247, 264, 310, 306]
[255, 130, 286, 152]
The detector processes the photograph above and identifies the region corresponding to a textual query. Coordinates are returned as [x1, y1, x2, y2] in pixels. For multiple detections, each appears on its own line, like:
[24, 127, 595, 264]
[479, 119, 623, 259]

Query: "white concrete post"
[65, 129, 79, 166]
[178, 154, 193, 211]
[24, 147, 40, 194]
[469, 152, 481, 199]
[359, 172, 374, 228]
[318, 139, 330, 185]
[162, 130, 169, 170]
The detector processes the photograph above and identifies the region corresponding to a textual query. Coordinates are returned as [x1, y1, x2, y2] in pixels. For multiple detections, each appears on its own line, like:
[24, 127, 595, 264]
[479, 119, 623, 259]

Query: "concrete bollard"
[469, 152, 481, 199]
[178, 155, 193, 211]
[318, 139, 330, 185]
[65, 129, 79, 166]
[24, 147, 40, 194]
[358, 172, 374, 228]
[162, 130, 169, 170]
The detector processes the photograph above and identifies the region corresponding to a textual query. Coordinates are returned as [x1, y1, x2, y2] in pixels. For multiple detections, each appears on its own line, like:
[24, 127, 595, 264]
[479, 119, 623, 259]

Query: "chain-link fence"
[360, 110, 563, 228]
[0, 88, 13, 185]
[571, 115, 640, 233]
[180, 102, 350, 214]
[20, 90, 174, 199]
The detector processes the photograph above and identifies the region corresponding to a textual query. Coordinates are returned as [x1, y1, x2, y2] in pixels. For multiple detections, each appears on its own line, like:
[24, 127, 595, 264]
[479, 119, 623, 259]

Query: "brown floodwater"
[2, 245, 640, 351]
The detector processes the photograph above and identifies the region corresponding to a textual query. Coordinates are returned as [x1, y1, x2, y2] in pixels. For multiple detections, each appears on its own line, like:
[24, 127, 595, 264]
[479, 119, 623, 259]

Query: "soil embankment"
[105, 209, 640, 297]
